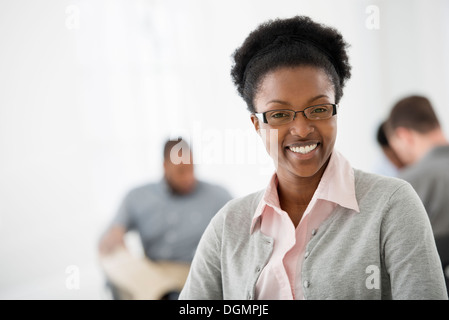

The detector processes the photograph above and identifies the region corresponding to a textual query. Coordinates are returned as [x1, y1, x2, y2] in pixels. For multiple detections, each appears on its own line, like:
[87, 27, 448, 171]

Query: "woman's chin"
[279, 151, 323, 178]
[275, 163, 321, 179]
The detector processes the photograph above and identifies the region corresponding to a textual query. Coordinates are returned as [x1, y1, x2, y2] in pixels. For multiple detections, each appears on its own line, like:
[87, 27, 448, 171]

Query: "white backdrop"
[0, 0, 448, 299]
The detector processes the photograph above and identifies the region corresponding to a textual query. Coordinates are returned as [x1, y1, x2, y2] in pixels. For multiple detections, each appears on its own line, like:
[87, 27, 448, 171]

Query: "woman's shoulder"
[353, 169, 419, 210]
[354, 169, 410, 194]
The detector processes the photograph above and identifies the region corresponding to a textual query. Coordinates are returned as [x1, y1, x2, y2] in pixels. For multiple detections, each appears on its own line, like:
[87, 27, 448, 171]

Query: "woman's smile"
[286, 141, 320, 159]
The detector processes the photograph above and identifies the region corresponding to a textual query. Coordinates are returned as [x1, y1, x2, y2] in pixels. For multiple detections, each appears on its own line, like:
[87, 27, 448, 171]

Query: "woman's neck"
[276, 160, 329, 227]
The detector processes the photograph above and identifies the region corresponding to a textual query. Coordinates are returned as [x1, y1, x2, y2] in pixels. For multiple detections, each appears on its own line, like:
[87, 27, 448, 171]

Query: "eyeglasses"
[254, 103, 338, 126]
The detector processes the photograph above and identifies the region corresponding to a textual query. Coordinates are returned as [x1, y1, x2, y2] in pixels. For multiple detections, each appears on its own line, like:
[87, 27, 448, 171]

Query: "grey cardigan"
[179, 170, 448, 300]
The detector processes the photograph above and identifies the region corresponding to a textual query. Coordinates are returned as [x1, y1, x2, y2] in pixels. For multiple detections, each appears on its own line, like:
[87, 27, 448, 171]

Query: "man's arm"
[98, 225, 127, 255]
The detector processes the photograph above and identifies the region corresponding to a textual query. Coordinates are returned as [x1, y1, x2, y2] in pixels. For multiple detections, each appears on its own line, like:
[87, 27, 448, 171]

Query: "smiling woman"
[179, 16, 448, 300]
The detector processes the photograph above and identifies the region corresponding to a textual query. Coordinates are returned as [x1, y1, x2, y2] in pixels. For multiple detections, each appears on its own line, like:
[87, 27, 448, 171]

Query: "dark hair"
[163, 137, 191, 160]
[386, 95, 440, 134]
[376, 121, 390, 147]
[230, 16, 351, 113]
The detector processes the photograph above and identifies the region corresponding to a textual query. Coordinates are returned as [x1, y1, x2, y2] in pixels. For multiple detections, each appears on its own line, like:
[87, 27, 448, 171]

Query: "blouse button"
[311, 229, 317, 236]
[303, 280, 310, 288]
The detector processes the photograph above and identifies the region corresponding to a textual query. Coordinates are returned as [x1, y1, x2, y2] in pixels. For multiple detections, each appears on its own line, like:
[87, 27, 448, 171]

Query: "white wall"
[0, 0, 448, 299]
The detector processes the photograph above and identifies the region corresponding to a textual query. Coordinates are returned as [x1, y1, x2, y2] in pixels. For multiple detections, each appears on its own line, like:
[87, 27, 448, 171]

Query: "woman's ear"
[250, 114, 261, 135]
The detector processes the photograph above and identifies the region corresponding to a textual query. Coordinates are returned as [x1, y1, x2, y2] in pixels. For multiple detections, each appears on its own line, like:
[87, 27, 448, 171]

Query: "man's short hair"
[163, 137, 191, 162]
[386, 95, 440, 134]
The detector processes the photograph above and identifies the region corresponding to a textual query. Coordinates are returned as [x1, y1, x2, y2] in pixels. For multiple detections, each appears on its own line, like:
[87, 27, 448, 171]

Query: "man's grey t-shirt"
[112, 179, 232, 262]
[399, 145, 449, 237]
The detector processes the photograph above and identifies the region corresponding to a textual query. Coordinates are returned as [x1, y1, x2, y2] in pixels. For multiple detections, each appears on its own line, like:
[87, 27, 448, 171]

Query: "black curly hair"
[231, 16, 351, 113]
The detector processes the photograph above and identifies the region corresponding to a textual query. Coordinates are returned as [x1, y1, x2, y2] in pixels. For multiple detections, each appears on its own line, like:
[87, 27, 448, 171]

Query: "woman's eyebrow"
[306, 94, 330, 104]
[266, 94, 330, 107]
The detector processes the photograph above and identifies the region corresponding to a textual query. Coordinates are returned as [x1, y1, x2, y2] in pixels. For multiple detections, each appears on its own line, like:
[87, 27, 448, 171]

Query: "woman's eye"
[271, 112, 289, 118]
[311, 107, 327, 113]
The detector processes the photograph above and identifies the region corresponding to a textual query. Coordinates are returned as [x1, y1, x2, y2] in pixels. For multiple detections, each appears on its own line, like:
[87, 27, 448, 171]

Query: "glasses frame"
[254, 103, 338, 125]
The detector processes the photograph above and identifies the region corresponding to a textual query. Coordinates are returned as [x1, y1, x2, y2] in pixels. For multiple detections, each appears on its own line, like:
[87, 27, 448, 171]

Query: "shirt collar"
[250, 150, 359, 234]
[316, 150, 360, 212]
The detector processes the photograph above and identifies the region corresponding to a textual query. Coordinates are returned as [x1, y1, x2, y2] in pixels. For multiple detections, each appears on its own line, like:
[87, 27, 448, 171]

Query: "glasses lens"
[265, 110, 295, 125]
[305, 104, 333, 120]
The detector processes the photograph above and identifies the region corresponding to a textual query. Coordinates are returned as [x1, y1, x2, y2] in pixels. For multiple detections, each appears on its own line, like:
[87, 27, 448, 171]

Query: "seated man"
[98, 138, 232, 299]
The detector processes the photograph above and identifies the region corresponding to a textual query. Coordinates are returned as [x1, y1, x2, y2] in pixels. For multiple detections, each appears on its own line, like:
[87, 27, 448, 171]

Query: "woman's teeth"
[289, 144, 318, 155]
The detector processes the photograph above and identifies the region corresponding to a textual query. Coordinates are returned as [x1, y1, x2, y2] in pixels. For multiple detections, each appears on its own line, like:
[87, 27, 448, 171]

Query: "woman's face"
[251, 65, 337, 179]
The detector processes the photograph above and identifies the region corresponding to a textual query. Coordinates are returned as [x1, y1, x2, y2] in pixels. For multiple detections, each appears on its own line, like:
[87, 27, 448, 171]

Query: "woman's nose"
[288, 113, 315, 137]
